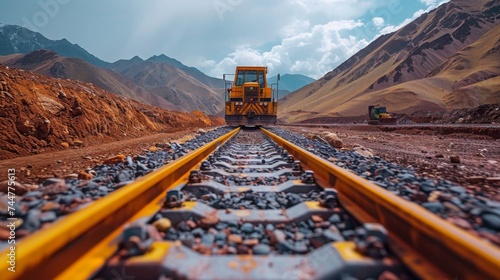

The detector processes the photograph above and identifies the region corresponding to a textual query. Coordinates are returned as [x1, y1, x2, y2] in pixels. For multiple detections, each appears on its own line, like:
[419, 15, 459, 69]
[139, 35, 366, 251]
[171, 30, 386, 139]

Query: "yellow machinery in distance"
[368, 105, 397, 125]
[224, 66, 279, 126]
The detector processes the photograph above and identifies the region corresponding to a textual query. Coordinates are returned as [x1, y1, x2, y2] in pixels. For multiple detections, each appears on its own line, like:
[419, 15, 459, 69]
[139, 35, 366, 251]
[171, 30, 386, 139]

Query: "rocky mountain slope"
[279, 0, 500, 123]
[0, 50, 180, 111]
[109, 57, 224, 115]
[0, 50, 227, 115]
[0, 24, 109, 67]
[268, 74, 315, 99]
[146, 54, 224, 89]
[0, 64, 224, 159]
[0, 24, 226, 115]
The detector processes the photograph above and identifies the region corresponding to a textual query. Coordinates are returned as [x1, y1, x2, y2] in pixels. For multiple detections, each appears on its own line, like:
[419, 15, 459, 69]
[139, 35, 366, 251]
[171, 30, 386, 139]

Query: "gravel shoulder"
[282, 125, 500, 189]
[1, 124, 499, 248]
[3, 124, 499, 188]
[0, 128, 200, 184]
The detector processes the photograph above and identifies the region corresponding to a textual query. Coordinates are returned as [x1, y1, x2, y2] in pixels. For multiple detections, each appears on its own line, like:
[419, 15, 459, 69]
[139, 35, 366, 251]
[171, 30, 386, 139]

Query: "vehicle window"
[236, 70, 244, 86]
[235, 70, 264, 85]
[257, 70, 265, 87]
[245, 70, 257, 83]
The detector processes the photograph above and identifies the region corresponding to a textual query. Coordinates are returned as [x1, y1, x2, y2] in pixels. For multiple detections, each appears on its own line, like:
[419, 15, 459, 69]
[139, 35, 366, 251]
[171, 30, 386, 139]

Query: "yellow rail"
[0, 127, 239, 280]
[261, 128, 500, 280]
[4, 126, 499, 279]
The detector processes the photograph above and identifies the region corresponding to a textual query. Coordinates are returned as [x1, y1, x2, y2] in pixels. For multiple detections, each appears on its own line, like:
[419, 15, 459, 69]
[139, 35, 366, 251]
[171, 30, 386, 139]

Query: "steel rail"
[0, 127, 239, 280]
[262, 127, 500, 280]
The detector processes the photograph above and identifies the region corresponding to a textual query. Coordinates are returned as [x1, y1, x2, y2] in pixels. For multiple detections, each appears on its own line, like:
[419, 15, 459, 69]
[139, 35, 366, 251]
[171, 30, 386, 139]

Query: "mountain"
[0, 50, 179, 111]
[278, 0, 500, 123]
[427, 25, 500, 108]
[267, 74, 315, 99]
[268, 74, 315, 92]
[146, 54, 224, 89]
[0, 64, 223, 159]
[0, 24, 109, 67]
[109, 57, 224, 114]
[0, 24, 231, 115]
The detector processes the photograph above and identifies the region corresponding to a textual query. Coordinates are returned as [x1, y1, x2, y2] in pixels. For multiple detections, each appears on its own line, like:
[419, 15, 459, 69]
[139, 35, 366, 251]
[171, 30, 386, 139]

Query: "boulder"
[450, 155, 461, 164]
[37, 119, 51, 139]
[321, 132, 343, 149]
[0, 180, 29, 195]
[15, 119, 36, 135]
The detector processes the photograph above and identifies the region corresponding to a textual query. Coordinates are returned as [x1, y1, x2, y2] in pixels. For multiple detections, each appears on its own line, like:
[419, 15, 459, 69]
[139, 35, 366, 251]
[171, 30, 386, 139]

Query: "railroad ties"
[95, 129, 407, 279]
[2, 127, 499, 279]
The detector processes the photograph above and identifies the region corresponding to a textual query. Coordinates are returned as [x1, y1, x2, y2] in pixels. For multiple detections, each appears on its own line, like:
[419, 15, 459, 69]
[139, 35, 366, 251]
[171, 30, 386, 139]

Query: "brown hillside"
[279, 0, 500, 123]
[0, 64, 224, 159]
[0, 50, 180, 111]
[110, 59, 224, 115]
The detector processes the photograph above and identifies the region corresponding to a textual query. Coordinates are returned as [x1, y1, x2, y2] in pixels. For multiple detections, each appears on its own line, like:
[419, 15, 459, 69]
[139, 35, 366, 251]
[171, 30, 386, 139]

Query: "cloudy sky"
[1, 0, 448, 79]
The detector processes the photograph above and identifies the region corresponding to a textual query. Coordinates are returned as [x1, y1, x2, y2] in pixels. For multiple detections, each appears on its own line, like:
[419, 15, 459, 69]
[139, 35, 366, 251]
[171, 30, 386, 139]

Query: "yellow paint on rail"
[0, 127, 239, 280]
[56, 176, 190, 280]
[305, 201, 322, 210]
[262, 128, 500, 280]
[120, 242, 172, 265]
[333, 242, 369, 262]
[180, 201, 197, 210]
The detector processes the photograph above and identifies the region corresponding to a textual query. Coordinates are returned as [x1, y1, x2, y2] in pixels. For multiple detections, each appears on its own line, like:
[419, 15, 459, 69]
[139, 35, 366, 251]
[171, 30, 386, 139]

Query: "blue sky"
[0, 0, 448, 79]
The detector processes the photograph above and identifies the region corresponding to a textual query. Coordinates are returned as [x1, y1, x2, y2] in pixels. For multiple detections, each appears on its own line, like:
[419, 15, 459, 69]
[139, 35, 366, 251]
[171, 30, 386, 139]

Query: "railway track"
[2, 127, 500, 279]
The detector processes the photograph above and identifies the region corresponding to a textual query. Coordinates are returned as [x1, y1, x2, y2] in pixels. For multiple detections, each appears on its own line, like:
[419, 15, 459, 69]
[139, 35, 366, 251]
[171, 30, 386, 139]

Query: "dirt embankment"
[284, 125, 500, 190]
[293, 104, 500, 126]
[400, 105, 500, 124]
[0, 64, 224, 160]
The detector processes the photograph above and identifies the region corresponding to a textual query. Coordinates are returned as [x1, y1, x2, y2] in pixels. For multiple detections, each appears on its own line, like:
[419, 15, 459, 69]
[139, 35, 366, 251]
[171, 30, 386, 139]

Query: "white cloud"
[375, 0, 449, 40]
[206, 20, 368, 79]
[372, 17, 385, 28]
[291, 0, 377, 19]
[1, 0, 454, 80]
[378, 9, 425, 35]
[420, 0, 451, 9]
[281, 20, 311, 37]
[420, 0, 438, 6]
[195, 57, 217, 68]
[197, 0, 446, 79]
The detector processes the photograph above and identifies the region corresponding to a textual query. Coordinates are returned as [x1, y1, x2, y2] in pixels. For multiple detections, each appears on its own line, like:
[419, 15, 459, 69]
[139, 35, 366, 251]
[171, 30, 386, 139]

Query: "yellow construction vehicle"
[368, 105, 397, 125]
[224, 66, 279, 127]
